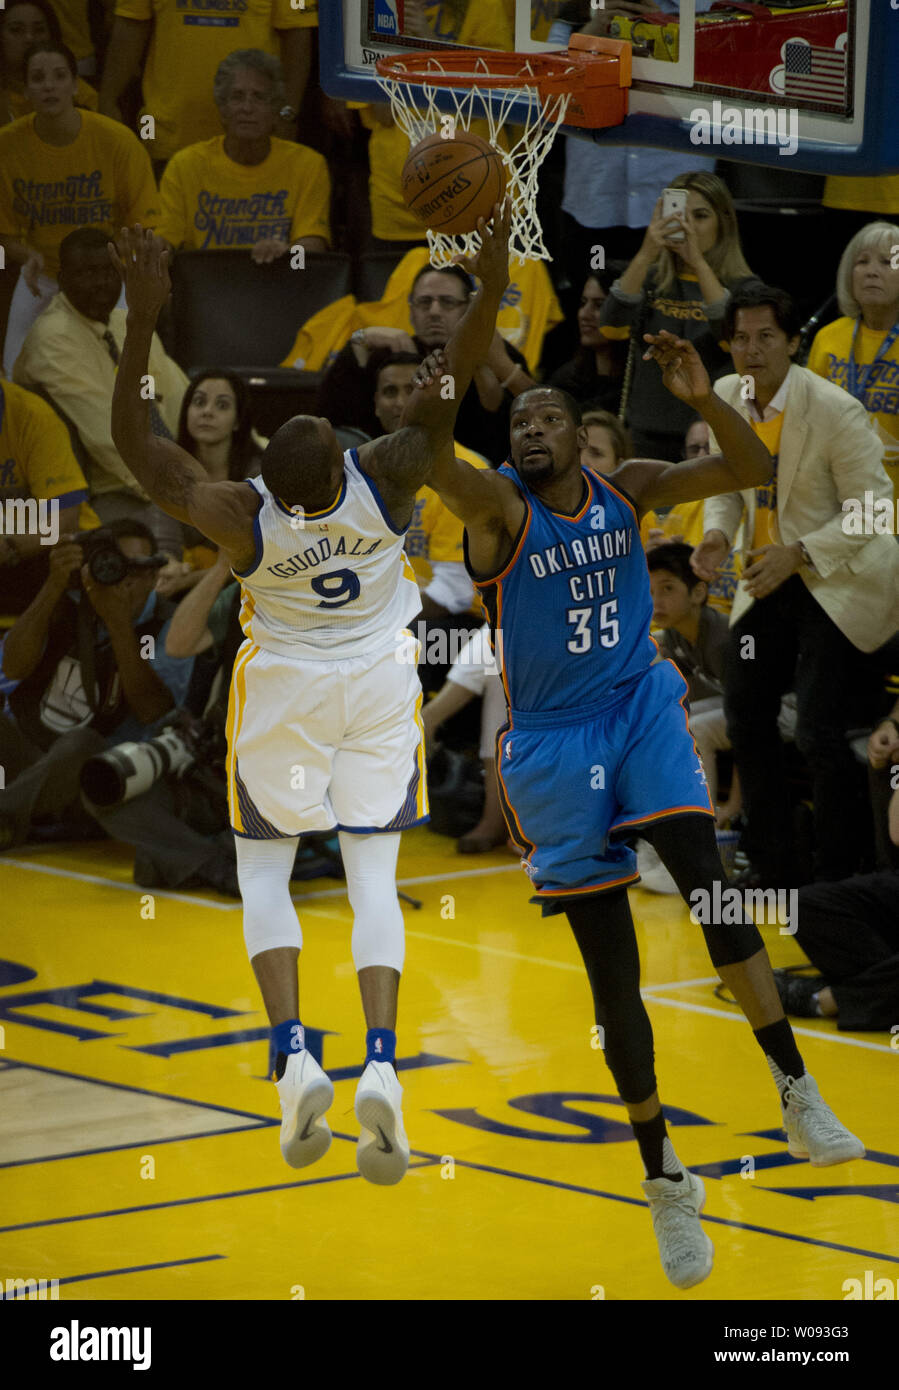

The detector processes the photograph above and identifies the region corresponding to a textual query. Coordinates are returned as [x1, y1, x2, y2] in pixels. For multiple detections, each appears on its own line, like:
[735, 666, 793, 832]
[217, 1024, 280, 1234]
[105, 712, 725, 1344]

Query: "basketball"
[401, 130, 507, 236]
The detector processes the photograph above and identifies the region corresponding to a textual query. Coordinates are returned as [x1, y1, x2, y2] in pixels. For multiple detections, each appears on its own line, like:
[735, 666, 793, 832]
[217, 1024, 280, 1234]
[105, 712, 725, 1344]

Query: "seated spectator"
[369, 349, 486, 691]
[695, 282, 899, 889]
[0, 0, 97, 128]
[170, 370, 265, 588]
[641, 414, 742, 616]
[0, 520, 191, 850]
[599, 170, 759, 461]
[158, 50, 329, 261]
[421, 623, 510, 855]
[99, 0, 315, 166]
[317, 263, 534, 465]
[0, 378, 100, 615]
[548, 266, 628, 411]
[0, 41, 158, 373]
[773, 699, 899, 1032]
[580, 408, 631, 476]
[14, 227, 186, 558]
[807, 220, 899, 501]
[82, 549, 242, 894]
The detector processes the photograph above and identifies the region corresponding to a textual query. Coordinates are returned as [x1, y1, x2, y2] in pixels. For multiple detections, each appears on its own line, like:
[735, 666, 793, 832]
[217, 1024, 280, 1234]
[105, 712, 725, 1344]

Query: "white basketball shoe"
[641, 1169, 715, 1290]
[275, 1049, 334, 1169]
[781, 1073, 865, 1166]
[355, 1060, 410, 1186]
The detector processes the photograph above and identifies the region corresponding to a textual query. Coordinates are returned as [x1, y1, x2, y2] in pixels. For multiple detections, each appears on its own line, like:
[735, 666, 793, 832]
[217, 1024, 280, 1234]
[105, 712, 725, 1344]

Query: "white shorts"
[226, 637, 428, 839]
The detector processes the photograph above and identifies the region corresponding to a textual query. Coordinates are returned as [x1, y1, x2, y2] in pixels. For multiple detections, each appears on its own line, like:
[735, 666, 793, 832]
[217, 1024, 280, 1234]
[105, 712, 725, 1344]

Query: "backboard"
[319, 0, 899, 175]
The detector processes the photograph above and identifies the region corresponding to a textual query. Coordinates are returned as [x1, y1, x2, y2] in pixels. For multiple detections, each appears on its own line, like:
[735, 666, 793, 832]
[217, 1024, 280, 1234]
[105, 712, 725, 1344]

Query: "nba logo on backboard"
[373, 0, 401, 36]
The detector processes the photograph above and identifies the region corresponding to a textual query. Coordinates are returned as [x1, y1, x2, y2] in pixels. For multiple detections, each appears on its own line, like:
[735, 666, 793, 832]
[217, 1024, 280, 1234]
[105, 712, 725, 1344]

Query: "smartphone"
[661, 187, 688, 241]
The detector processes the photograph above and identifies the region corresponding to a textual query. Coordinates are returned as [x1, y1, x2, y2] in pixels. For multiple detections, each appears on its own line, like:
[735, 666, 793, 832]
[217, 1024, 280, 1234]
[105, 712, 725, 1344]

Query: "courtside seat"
[353, 249, 412, 305]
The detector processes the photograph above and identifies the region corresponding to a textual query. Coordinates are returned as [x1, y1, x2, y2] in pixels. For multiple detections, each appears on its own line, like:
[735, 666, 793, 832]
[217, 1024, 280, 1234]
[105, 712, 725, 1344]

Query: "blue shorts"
[496, 658, 714, 909]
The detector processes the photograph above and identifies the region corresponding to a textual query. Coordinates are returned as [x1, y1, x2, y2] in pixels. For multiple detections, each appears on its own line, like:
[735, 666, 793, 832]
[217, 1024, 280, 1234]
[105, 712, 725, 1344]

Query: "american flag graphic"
[783, 41, 847, 104]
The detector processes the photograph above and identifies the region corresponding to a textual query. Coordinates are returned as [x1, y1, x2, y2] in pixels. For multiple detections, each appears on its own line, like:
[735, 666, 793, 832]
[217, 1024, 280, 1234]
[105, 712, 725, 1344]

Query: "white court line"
[0, 858, 236, 911]
[647, 994, 896, 1053]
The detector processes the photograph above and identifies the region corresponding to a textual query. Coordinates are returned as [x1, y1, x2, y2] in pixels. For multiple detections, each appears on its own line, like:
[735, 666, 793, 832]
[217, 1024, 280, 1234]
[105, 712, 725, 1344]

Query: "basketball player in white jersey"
[109, 208, 512, 1184]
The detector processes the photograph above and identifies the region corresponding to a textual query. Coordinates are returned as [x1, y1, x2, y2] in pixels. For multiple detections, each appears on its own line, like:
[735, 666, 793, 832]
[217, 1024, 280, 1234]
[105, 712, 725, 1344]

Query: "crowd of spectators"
[1, 0, 898, 1034]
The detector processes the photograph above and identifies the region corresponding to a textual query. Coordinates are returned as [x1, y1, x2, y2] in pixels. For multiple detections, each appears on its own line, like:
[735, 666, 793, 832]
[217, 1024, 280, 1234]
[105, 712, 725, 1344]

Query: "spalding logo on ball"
[401, 131, 507, 236]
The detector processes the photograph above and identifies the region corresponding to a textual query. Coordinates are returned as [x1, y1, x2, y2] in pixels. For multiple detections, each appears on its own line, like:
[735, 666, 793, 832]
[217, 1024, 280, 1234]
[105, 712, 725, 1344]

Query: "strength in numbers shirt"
[0, 111, 158, 279]
[465, 465, 657, 715]
[158, 137, 331, 252]
[808, 315, 899, 501]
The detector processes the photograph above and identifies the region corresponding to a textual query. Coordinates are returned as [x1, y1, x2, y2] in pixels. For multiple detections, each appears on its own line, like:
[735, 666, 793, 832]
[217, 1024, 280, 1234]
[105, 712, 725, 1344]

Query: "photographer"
[81, 549, 243, 896]
[0, 519, 193, 849]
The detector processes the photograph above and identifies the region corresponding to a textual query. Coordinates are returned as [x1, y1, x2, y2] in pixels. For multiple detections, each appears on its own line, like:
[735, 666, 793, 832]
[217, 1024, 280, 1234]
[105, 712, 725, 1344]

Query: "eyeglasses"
[410, 295, 468, 310]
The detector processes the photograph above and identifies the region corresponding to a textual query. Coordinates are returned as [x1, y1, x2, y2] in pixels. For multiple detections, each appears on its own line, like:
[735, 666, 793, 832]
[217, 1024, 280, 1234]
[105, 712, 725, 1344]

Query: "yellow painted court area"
[1, 830, 897, 1302]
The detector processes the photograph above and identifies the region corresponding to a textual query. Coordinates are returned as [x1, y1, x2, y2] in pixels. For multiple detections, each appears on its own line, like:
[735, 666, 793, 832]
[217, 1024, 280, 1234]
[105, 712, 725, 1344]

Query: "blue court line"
[0, 1161, 441, 1235]
[0, 1055, 278, 1124]
[3, 1126, 897, 1268]
[0, 1122, 277, 1170]
[0, 1254, 225, 1297]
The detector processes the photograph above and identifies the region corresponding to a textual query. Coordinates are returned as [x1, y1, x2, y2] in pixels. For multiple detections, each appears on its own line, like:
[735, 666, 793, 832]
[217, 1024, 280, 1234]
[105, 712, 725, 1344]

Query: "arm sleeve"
[119, 129, 160, 229]
[701, 422, 746, 542]
[149, 619, 195, 706]
[19, 333, 147, 492]
[20, 392, 92, 510]
[157, 156, 189, 249]
[599, 282, 642, 339]
[289, 149, 331, 244]
[423, 560, 475, 614]
[796, 399, 893, 576]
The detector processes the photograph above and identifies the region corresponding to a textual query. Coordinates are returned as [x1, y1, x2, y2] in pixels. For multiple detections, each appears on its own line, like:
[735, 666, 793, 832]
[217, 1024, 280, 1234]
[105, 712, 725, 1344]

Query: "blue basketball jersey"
[468, 466, 658, 714]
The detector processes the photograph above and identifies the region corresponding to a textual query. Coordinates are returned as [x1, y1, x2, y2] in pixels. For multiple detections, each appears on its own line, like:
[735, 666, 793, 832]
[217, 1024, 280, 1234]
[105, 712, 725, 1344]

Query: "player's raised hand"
[108, 226, 172, 319]
[451, 196, 512, 296]
[412, 347, 447, 391]
[643, 330, 711, 404]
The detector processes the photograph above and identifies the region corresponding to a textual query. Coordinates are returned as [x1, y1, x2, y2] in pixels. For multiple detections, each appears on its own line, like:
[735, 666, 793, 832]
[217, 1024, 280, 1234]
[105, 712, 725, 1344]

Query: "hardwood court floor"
[1, 829, 896, 1301]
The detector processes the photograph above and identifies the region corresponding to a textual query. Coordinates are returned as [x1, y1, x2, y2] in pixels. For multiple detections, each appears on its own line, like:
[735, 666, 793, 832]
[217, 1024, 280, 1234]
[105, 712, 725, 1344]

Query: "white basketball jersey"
[234, 449, 421, 659]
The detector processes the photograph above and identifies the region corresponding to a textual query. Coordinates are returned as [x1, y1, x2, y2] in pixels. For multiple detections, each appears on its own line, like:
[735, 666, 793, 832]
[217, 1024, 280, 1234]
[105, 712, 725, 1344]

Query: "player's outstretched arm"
[109, 227, 256, 558]
[401, 197, 513, 452]
[614, 331, 772, 510]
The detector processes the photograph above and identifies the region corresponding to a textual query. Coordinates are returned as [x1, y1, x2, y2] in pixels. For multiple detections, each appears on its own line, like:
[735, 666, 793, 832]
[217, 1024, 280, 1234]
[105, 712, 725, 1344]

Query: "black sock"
[754, 1018, 805, 1097]
[632, 1111, 683, 1181]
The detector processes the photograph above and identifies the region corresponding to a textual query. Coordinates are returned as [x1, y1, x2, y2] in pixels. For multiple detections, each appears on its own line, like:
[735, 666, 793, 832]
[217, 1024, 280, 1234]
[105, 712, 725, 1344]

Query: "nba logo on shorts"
[373, 0, 401, 35]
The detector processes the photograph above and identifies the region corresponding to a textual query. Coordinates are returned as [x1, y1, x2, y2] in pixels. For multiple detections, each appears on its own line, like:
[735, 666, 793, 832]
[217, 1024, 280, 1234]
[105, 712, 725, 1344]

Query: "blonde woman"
[807, 220, 899, 502]
[599, 170, 758, 461]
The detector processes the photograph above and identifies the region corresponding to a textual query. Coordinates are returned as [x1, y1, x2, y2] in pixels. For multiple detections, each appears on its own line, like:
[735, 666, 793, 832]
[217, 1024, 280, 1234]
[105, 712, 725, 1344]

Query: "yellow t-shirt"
[406, 442, 489, 613]
[54, 0, 95, 60]
[807, 315, 899, 501]
[822, 174, 899, 213]
[751, 413, 784, 550]
[158, 136, 330, 251]
[0, 380, 100, 532]
[112, 0, 314, 162]
[641, 500, 742, 616]
[0, 111, 159, 279]
[1, 76, 97, 128]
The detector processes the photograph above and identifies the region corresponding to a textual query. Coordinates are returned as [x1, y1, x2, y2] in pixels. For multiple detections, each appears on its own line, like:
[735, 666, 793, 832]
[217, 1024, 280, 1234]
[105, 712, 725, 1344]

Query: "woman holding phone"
[599, 170, 759, 461]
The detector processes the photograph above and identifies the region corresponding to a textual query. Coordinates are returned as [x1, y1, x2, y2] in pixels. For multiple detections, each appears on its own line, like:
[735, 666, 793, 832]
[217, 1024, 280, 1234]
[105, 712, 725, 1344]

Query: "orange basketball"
[401, 130, 507, 236]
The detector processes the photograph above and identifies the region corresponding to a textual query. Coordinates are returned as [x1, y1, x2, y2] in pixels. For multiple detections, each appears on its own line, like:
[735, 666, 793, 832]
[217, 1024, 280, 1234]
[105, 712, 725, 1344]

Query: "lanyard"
[846, 317, 899, 404]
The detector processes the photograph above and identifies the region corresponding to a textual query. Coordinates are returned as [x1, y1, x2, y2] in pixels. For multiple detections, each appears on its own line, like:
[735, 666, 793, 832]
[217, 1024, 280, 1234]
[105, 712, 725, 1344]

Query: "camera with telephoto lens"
[79, 527, 168, 586]
[80, 712, 213, 808]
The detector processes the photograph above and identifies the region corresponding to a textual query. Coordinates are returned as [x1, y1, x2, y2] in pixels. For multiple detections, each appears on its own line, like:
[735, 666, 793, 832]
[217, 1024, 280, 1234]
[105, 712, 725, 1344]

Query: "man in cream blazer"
[693, 284, 899, 888]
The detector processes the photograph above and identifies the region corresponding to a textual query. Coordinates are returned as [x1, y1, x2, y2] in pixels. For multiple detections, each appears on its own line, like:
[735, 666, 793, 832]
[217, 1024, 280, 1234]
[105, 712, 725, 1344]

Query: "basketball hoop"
[376, 39, 631, 267]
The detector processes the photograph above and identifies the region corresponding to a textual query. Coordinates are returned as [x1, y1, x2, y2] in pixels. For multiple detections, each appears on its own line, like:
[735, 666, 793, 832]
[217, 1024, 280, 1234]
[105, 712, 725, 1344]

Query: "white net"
[376, 59, 571, 267]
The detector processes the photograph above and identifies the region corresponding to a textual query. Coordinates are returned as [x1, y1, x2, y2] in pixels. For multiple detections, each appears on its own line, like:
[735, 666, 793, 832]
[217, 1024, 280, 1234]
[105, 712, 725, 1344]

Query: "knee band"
[339, 831, 405, 974]
[235, 835, 302, 960]
[700, 918, 765, 968]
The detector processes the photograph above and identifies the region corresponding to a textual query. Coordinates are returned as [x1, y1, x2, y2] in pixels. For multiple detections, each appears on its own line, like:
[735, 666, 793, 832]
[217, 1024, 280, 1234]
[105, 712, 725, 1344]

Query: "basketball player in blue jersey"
[108, 210, 513, 1186]
[412, 333, 864, 1286]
